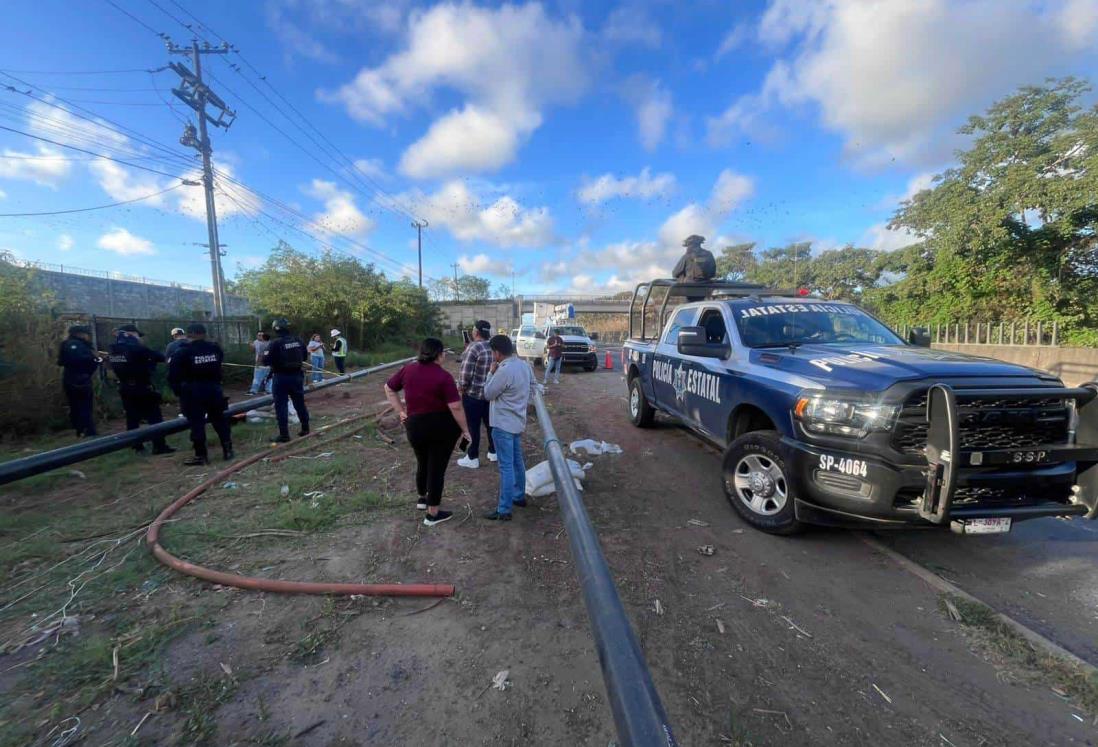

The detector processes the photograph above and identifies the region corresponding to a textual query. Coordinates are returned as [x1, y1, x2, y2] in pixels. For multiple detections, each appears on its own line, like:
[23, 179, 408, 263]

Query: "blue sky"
[0, 0, 1095, 296]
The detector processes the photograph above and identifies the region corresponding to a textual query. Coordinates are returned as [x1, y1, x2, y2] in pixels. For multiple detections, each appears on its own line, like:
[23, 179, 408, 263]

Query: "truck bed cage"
[628, 278, 807, 341]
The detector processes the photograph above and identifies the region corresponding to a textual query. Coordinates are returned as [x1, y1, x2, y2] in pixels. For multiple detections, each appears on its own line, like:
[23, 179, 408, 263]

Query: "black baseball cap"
[186, 323, 207, 335]
[118, 323, 144, 336]
[68, 325, 91, 336]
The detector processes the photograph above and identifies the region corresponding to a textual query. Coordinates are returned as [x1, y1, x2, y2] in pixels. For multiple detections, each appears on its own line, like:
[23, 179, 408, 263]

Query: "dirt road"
[3, 357, 1096, 745]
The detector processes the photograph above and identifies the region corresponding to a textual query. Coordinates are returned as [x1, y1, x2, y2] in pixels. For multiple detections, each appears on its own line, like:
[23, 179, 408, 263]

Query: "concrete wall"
[436, 299, 518, 335]
[934, 343, 1098, 386]
[34, 269, 251, 318]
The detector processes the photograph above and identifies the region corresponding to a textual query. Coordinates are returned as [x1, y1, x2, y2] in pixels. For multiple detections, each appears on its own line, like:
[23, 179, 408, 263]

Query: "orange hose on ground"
[145, 414, 455, 598]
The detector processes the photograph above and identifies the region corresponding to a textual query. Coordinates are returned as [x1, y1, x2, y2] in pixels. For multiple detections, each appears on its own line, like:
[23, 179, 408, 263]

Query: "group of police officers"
[56, 318, 313, 465]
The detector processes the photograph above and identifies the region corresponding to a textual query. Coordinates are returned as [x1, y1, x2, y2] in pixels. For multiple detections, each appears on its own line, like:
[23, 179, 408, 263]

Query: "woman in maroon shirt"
[384, 338, 472, 526]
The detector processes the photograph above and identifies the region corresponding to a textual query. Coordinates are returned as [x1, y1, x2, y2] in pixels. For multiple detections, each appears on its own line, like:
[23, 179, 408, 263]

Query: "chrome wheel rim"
[729, 454, 787, 516]
[629, 386, 640, 418]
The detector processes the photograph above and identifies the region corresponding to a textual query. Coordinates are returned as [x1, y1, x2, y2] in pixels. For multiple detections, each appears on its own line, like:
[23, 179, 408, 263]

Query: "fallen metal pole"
[532, 386, 677, 746]
[0, 357, 412, 487]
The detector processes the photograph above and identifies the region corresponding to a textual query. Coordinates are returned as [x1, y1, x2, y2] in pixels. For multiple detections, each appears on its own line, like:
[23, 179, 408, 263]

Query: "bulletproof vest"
[268, 335, 306, 373]
[109, 339, 154, 386]
[178, 340, 223, 384]
[684, 249, 717, 281]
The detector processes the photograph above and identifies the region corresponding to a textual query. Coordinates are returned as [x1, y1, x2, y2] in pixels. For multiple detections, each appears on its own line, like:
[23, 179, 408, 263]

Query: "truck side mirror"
[589, 332, 599, 341]
[908, 327, 931, 347]
[678, 326, 729, 359]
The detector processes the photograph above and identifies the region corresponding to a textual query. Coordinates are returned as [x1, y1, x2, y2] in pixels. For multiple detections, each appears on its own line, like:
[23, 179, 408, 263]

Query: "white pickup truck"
[515, 323, 599, 371]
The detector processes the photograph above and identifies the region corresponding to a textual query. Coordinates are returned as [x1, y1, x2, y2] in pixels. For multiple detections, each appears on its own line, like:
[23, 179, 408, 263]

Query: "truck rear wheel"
[722, 431, 803, 535]
[628, 377, 655, 427]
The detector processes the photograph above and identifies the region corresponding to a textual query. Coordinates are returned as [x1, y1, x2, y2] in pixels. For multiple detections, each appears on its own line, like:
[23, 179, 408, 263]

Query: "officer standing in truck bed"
[168, 323, 234, 466]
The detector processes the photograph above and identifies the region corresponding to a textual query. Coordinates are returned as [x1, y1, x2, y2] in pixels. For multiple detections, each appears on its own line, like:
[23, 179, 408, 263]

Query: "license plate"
[957, 517, 1012, 535]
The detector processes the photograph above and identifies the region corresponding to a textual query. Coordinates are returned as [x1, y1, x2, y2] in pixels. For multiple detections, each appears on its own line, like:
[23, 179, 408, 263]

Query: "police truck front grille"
[563, 344, 589, 354]
[890, 392, 1071, 456]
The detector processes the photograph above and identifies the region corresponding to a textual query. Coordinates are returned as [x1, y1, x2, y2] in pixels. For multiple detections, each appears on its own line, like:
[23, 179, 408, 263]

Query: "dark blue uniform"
[57, 334, 100, 437]
[168, 339, 232, 459]
[264, 332, 310, 438]
[108, 335, 170, 452]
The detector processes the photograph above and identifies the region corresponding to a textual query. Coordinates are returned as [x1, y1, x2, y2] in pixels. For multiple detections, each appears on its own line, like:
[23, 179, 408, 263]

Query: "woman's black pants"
[405, 411, 460, 506]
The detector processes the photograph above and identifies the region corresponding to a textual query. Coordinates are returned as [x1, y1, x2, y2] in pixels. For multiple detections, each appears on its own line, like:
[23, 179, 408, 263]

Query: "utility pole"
[450, 261, 461, 301]
[168, 40, 236, 318]
[411, 218, 428, 288]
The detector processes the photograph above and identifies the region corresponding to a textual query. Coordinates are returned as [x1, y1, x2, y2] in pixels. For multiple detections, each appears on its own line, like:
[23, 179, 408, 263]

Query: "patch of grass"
[940, 593, 1098, 715]
[178, 672, 239, 745]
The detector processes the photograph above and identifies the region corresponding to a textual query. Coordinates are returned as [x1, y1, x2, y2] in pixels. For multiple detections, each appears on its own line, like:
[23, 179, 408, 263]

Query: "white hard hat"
[171, 327, 185, 336]
[330, 329, 341, 337]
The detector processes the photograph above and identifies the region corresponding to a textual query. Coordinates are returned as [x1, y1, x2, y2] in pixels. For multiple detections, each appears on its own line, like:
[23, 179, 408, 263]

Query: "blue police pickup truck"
[623, 279, 1098, 535]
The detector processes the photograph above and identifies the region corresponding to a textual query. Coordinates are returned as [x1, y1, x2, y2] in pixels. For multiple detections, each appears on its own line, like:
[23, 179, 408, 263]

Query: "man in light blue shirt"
[482, 334, 534, 521]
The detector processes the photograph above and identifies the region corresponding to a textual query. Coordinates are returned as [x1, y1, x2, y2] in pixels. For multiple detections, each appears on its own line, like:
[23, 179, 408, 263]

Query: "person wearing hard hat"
[164, 327, 189, 363]
[330, 329, 348, 375]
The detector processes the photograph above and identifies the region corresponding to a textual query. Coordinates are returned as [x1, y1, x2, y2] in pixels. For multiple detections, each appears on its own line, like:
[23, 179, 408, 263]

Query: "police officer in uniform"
[168, 323, 234, 465]
[108, 324, 175, 454]
[57, 325, 101, 437]
[263, 318, 311, 443]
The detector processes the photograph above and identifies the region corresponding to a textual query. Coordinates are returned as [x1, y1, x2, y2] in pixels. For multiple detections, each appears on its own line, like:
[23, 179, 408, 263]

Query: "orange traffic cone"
[604, 350, 613, 370]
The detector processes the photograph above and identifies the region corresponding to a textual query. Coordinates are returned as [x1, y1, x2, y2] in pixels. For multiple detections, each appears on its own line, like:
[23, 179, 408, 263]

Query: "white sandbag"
[569, 439, 623, 456]
[526, 458, 587, 497]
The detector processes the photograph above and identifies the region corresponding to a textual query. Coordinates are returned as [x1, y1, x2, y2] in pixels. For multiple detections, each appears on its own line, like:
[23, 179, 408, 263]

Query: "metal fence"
[68, 315, 259, 356]
[12, 258, 211, 293]
[897, 321, 1060, 347]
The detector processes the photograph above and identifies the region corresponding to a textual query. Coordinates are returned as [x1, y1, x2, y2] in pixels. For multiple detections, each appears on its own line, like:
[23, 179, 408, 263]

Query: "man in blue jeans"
[481, 334, 534, 521]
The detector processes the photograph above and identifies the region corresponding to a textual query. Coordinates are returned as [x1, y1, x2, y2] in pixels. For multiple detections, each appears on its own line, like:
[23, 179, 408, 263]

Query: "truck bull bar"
[920, 383, 1098, 524]
[532, 386, 677, 746]
[0, 358, 413, 487]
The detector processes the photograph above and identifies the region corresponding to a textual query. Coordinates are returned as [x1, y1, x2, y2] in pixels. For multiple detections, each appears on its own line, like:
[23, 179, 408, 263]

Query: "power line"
[0, 67, 160, 75]
[102, 0, 164, 37]
[0, 124, 188, 179]
[0, 183, 184, 216]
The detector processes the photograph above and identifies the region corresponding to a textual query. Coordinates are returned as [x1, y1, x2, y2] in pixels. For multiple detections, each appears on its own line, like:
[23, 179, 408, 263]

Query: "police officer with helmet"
[107, 324, 175, 455]
[263, 318, 311, 443]
[57, 325, 101, 437]
[168, 323, 234, 465]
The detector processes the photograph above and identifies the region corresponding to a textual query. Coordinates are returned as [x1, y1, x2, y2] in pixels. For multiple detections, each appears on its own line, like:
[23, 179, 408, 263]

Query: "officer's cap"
[118, 323, 144, 336]
[682, 234, 706, 248]
[272, 318, 290, 331]
[186, 323, 207, 335]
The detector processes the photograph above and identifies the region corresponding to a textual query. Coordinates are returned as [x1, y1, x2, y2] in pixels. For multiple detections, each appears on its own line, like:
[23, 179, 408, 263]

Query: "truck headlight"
[794, 396, 898, 438]
[588, 343, 597, 352]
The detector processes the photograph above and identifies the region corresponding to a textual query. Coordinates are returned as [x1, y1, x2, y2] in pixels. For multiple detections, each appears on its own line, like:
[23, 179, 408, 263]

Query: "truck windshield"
[733, 303, 903, 348]
[550, 326, 586, 336]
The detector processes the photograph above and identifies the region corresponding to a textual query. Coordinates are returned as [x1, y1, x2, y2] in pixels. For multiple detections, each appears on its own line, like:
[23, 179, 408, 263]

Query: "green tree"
[881, 77, 1098, 336]
[233, 242, 438, 347]
[716, 242, 757, 281]
[454, 275, 491, 301]
[809, 246, 883, 300]
[749, 242, 814, 289]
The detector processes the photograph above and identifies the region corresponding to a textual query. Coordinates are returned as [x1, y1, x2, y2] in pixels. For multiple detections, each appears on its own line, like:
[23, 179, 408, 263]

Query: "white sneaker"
[487, 452, 498, 463]
[457, 455, 480, 469]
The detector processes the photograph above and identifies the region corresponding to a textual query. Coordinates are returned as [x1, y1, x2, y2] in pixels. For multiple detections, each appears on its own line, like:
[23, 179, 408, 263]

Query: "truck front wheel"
[722, 431, 803, 535]
[628, 378, 655, 427]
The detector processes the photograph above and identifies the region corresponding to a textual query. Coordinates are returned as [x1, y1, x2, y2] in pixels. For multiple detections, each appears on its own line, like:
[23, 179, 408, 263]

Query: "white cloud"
[577, 167, 676, 206]
[860, 222, 919, 252]
[352, 157, 388, 181]
[0, 146, 72, 188]
[875, 171, 938, 210]
[89, 159, 169, 204]
[305, 179, 374, 237]
[623, 76, 673, 152]
[57, 233, 74, 251]
[715, 22, 750, 59]
[458, 253, 513, 276]
[0, 188, 6, 199]
[176, 163, 258, 222]
[97, 227, 155, 256]
[321, 3, 589, 178]
[602, 6, 662, 48]
[658, 169, 754, 247]
[712, 0, 1098, 166]
[402, 180, 553, 248]
[266, 0, 413, 63]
